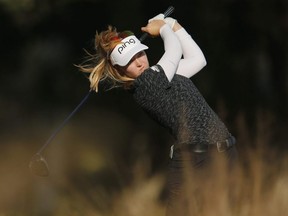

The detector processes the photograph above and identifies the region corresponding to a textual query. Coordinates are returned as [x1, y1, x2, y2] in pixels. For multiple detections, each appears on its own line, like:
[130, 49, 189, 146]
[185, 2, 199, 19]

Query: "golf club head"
[29, 153, 50, 177]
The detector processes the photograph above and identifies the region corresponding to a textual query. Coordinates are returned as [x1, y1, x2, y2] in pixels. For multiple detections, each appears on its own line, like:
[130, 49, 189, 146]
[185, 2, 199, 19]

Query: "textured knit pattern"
[131, 65, 231, 145]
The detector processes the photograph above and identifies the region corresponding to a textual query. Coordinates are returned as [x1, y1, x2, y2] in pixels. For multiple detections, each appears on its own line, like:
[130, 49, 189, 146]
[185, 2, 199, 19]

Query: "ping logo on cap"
[110, 35, 148, 66]
[117, 38, 136, 54]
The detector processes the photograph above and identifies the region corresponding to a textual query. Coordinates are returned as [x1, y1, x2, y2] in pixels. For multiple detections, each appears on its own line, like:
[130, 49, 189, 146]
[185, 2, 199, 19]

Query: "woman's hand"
[141, 20, 166, 37]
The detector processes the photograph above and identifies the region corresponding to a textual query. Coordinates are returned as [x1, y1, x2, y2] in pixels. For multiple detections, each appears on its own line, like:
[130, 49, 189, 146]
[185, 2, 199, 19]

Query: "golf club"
[29, 90, 92, 177]
[29, 6, 175, 177]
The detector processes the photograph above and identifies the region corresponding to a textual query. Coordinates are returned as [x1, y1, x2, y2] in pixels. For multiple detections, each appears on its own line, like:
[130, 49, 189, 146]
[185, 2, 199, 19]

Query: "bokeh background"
[0, 0, 287, 215]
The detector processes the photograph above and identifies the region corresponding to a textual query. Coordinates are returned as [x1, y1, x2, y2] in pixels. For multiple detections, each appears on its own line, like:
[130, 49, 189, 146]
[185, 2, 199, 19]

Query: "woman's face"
[121, 51, 149, 79]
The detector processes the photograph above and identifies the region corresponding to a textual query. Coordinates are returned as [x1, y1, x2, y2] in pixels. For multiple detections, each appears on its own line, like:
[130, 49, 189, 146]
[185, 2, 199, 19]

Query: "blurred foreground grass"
[0, 109, 287, 216]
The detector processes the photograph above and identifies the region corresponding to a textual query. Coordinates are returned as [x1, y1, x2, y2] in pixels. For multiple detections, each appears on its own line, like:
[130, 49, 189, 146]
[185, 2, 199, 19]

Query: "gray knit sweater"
[131, 65, 231, 145]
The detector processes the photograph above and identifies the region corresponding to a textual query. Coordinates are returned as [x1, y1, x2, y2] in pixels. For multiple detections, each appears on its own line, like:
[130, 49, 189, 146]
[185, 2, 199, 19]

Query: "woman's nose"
[135, 58, 142, 66]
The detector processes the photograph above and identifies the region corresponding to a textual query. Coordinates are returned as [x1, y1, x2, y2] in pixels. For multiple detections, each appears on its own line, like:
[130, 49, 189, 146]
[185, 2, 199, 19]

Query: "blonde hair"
[77, 25, 134, 92]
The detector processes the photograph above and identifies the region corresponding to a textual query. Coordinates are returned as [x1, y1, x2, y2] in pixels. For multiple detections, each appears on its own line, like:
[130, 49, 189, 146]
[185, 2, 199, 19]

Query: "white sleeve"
[156, 24, 182, 82]
[175, 28, 207, 78]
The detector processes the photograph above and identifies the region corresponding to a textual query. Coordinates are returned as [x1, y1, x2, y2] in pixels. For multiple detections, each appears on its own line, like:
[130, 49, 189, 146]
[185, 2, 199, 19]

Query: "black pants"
[165, 145, 238, 216]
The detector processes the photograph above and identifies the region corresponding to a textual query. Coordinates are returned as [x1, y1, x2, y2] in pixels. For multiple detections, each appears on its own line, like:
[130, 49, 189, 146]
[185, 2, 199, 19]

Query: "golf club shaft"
[36, 90, 92, 154]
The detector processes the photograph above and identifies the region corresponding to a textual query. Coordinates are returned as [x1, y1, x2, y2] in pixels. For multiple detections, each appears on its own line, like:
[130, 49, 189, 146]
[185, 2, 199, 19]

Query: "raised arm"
[157, 24, 183, 81]
[141, 20, 182, 82]
[170, 20, 207, 78]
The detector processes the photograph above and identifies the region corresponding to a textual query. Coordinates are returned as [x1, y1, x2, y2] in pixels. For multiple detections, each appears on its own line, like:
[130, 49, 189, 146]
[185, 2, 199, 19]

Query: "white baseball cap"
[110, 35, 148, 66]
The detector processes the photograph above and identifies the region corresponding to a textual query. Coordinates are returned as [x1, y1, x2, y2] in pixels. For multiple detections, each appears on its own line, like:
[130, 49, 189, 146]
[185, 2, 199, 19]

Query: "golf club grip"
[139, 6, 175, 42]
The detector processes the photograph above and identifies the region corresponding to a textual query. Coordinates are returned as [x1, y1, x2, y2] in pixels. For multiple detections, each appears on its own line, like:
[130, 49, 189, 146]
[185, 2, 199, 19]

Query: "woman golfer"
[79, 15, 238, 215]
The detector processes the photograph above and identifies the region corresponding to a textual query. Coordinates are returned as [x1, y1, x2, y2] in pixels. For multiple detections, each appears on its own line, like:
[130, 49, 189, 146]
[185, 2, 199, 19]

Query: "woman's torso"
[131, 65, 230, 145]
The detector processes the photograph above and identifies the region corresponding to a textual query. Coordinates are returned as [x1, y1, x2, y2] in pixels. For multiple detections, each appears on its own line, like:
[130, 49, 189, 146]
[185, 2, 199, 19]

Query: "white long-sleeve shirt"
[155, 24, 207, 81]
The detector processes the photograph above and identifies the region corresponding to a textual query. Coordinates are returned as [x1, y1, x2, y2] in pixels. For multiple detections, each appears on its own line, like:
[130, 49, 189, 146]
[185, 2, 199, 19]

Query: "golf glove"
[164, 17, 177, 29]
[148, 14, 177, 29]
[148, 13, 165, 22]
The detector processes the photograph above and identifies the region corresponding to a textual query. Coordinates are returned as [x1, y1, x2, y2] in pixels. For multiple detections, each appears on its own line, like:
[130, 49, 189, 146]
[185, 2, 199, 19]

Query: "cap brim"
[117, 44, 148, 66]
[110, 35, 149, 66]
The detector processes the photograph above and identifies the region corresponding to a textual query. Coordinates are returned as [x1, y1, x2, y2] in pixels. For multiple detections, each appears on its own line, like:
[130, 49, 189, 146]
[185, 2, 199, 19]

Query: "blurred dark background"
[0, 0, 287, 214]
[1, 0, 288, 176]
